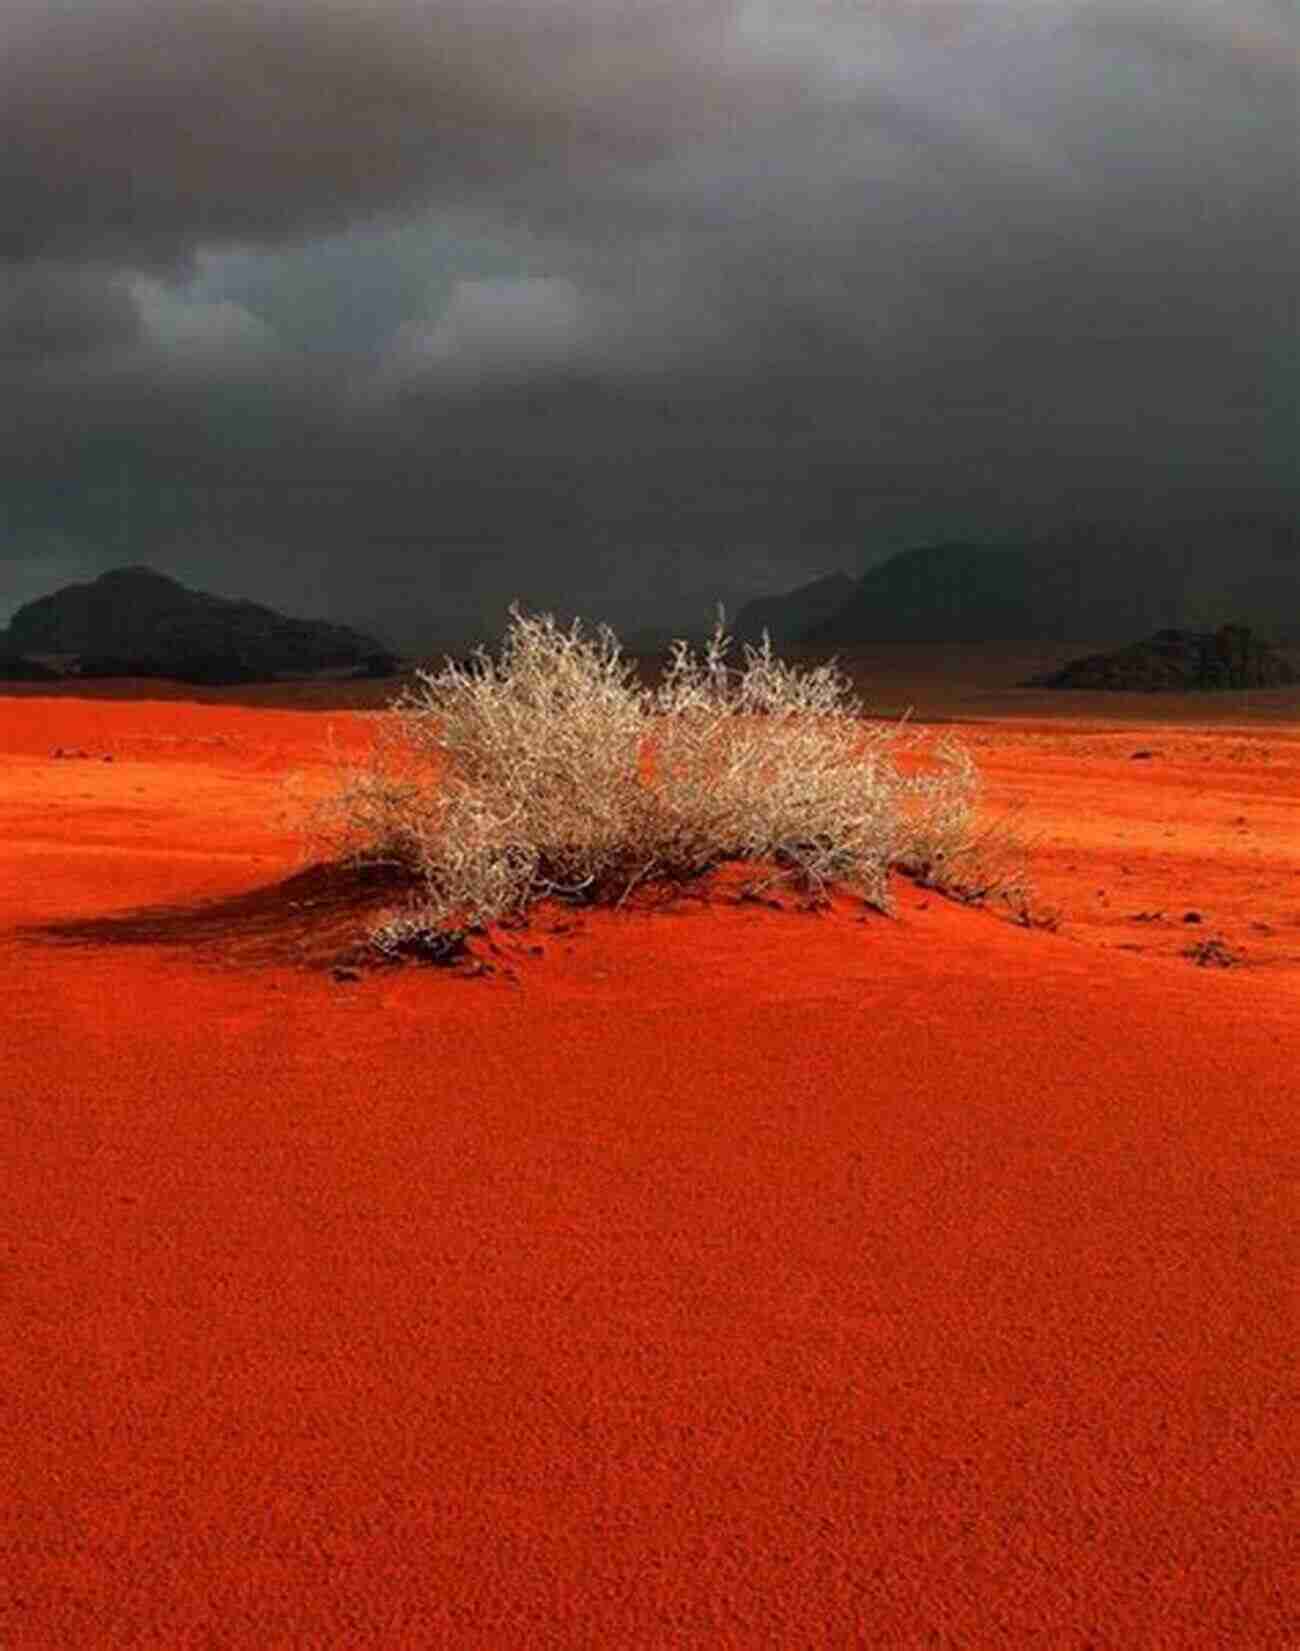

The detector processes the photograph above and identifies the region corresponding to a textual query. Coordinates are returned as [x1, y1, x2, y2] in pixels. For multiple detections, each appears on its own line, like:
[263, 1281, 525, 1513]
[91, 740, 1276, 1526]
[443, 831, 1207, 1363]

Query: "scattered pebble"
[1184, 936, 1239, 968]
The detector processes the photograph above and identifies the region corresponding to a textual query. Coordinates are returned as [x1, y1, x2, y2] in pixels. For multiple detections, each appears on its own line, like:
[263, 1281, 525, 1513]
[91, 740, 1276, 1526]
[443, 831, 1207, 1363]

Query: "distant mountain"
[801, 543, 1185, 645]
[0, 648, 61, 681]
[3, 566, 400, 682]
[733, 571, 859, 645]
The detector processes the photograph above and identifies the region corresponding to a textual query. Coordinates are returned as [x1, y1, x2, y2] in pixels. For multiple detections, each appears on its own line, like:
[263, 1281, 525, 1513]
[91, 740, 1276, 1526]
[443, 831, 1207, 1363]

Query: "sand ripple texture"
[2, 688, 1297, 1649]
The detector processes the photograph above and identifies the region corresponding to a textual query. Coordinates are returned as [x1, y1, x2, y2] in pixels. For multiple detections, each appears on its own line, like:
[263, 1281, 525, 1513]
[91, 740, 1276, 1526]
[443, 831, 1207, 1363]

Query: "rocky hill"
[2, 566, 399, 683]
[799, 543, 1185, 645]
[733, 571, 859, 645]
[744, 536, 1300, 647]
[1026, 626, 1300, 692]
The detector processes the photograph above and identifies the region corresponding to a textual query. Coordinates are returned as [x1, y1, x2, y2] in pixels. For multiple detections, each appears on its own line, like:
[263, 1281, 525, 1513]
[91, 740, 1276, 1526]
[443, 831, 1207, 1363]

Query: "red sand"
[3, 691, 1298, 1647]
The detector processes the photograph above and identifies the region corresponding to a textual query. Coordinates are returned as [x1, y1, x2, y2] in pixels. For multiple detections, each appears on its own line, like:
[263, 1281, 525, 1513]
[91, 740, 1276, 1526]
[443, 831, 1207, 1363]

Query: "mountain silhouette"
[733, 571, 859, 645]
[3, 566, 398, 683]
[801, 543, 1177, 645]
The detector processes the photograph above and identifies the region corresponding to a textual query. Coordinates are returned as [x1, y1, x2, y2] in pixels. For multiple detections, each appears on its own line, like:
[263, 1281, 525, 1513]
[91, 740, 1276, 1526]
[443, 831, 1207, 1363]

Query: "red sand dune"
[2, 685, 1298, 1648]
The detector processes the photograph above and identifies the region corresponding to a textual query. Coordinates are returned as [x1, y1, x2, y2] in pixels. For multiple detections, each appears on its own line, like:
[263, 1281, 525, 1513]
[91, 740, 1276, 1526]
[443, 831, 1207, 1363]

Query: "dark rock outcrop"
[6, 565, 390, 682]
[1026, 626, 1299, 691]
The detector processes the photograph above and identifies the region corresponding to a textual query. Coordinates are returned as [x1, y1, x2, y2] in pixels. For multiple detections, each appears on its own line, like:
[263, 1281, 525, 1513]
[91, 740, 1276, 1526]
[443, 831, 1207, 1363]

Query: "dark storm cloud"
[0, 0, 805, 265]
[1, 1, 1297, 638]
[0, 266, 141, 366]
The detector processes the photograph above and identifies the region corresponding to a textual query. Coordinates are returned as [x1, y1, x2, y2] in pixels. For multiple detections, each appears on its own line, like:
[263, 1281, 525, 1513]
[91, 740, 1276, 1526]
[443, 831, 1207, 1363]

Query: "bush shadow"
[17, 860, 414, 971]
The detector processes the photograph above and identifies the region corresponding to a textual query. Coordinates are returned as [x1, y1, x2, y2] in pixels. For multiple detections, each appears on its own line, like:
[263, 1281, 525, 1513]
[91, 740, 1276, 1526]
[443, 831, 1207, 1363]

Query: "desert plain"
[2, 641, 1298, 1648]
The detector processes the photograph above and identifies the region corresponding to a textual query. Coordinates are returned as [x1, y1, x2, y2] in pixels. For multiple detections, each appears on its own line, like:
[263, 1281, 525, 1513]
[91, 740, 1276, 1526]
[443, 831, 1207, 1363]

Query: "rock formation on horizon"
[733, 571, 859, 645]
[741, 536, 1299, 648]
[1026, 626, 1299, 692]
[2, 566, 400, 683]
[799, 543, 1188, 645]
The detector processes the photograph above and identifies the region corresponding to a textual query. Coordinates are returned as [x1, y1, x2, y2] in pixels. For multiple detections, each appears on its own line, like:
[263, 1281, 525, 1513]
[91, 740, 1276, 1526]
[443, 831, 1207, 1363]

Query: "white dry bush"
[302, 604, 1025, 956]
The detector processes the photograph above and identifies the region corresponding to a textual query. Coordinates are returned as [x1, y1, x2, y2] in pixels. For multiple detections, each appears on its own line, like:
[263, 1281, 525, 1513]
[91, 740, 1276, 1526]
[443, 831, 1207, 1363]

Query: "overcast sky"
[1, 0, 1297, 644]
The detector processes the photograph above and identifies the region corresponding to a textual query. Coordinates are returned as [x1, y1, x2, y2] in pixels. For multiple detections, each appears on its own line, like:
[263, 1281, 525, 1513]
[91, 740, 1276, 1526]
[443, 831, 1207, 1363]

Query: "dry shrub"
[300, 605, 1027, 954]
